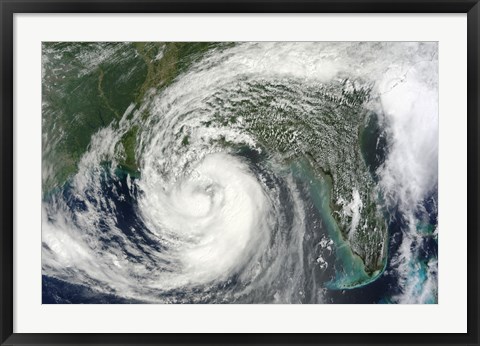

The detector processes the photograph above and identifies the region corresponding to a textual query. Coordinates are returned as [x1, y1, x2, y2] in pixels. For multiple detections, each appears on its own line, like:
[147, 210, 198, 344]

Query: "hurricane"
[41, 42, 438, 303]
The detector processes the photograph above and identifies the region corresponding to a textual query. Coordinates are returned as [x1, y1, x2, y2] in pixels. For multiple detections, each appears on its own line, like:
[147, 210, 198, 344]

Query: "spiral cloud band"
[41, 42, 438, 303]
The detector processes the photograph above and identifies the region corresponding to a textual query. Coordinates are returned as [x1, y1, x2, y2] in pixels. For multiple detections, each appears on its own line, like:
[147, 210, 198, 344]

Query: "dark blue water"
[42, 115, 437, 304]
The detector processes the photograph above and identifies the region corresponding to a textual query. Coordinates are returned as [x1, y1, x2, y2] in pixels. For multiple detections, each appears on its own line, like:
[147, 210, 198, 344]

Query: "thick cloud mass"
[42, 42, 438, 303]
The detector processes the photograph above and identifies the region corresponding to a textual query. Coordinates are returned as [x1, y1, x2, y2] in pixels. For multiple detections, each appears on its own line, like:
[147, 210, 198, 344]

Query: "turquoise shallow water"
[42, 42, 438, 304]
[290, 159, 383, 290]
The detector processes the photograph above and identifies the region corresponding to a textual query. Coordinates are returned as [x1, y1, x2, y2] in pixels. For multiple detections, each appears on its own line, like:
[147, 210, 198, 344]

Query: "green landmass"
[42, 42, 225, 192]
[42, 42, 388, 278]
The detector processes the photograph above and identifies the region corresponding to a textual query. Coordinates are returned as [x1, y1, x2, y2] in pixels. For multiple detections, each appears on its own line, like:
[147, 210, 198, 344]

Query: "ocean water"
[41, 42, 438, 304]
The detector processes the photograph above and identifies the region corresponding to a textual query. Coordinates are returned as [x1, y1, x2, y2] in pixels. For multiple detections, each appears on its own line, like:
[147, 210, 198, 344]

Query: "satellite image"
[41, 42, 438, 304]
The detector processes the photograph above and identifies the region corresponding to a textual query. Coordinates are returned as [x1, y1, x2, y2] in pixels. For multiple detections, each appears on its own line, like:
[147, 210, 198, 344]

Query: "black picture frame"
[1, 1, 479, 345]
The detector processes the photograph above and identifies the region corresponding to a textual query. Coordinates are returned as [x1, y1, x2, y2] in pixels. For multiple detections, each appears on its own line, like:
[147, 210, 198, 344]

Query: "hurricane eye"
[41, 42, 438, 304]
